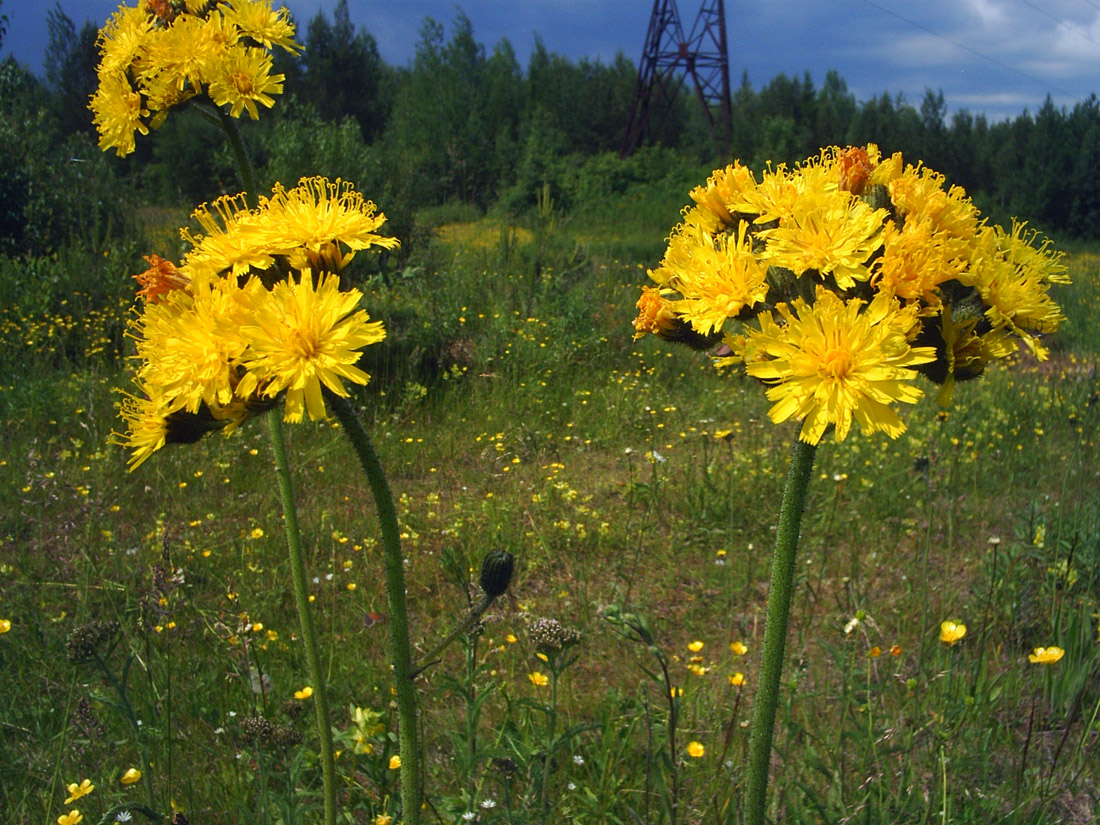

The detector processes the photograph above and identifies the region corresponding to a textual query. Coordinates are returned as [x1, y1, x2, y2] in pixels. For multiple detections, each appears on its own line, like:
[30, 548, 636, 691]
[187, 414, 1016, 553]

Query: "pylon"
[621, 0, 732, 157]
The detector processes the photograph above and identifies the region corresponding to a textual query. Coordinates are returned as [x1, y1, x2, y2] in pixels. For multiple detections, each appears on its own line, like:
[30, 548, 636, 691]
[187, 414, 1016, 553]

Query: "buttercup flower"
[1028, 646, 1065, 664]
[728, 672, 745, 687]
[0, 619, 10, 633]
[294, 686, 313, 700]
[687, 741, 705, 758]
[730, 641, 748, 655]
[119, 768, 142, 785]
[64, 779, 94, 804]
[388, 755, 401, 770]
[57, 811, 82, 825]
[687, 640, 704, 652]
[939, 620, 967, 645]
[529, 671, 549, 687]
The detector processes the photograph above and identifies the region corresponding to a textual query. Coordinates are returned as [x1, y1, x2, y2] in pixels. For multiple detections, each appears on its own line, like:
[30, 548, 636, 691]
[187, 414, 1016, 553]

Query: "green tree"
[44, 3, 99, 136]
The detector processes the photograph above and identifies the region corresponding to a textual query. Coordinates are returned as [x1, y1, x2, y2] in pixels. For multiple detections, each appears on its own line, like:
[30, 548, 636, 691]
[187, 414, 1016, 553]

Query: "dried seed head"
[65, 620, 120, 662]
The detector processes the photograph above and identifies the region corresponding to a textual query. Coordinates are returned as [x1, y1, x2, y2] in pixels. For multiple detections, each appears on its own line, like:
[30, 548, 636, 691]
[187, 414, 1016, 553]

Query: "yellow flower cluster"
[114, 177, 399, 470]
[89, 0, 301, 156]
[634, 145, 1068, 444]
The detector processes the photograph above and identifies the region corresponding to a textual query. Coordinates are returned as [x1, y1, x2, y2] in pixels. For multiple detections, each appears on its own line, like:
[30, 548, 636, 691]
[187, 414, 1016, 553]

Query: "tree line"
[3, 0, 1100, 258]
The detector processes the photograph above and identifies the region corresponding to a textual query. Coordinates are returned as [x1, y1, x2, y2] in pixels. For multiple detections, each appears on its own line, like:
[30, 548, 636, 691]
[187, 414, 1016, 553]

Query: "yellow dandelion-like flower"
[235, 272, 385, 422]
[89, 71, 149, 156]
[688, 161, 759, 230]
[207, 46, 284, 120]
[529, 671, 549, 687]
[759, 193, 886, 289]
[872, 218, 967, 306]
[736, 288, 936, 444]
[180, 193, 273, 285]
[120, 767, 142, 785]
[64, 779, 94, 805]
[134, 254, 191, 303]
[113, 388, 170, 471]
[261, 177, 401, 258]
[374, 816, 393, 825]
[220, 0, 301, 53]
[96, 5, 153, 76]
[633, 286, 679, 341]
[667, 222, 769, 335]
[1028, 646, 1065, 664]
[939, 620, 967, 645]
[687, 741, 705, 758]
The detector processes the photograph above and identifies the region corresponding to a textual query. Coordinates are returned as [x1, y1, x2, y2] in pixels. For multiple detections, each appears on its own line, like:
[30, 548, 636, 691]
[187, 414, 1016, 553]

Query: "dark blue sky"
[4, 0, 1099, 121]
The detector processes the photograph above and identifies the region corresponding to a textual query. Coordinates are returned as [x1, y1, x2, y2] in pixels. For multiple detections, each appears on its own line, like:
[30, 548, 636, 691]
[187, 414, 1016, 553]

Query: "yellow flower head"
[120, 768, 142, 785]
[687, 640, 704, 652]
[528, 671, 549, 687]
[737, 288, 936, 444]
[728, 672, 745, 687]
[633, 286, 679, 341]
[939, 620, 967, 645]
[64, 779, 94, 804]
[1028, 646, 1065, 665]
[388, 754, 401, 770]
[206, 46, 284, 120]
[730, 641, 748, 655]
[234, 271, 386, 422]
[294, 686, 313, 700]
[57, 811, 83, 825]
[687, 741, 705, 758]
[0, 619, 11, 634]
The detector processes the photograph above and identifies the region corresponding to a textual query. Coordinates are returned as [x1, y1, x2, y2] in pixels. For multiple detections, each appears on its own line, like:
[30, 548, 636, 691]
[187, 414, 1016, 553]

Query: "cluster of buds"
[65, 619, 121, 663]
[529, 617, 582, 655]
[633, 145, 1067, 444]
[239, 714, 302, 749]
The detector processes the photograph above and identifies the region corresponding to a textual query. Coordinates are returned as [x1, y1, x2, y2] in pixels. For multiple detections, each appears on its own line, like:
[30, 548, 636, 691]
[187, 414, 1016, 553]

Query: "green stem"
[215, 107, 259, 208]
[329, 393, 421, 825]
[267, 414, 336, 825]
[742, 436, 816, 825]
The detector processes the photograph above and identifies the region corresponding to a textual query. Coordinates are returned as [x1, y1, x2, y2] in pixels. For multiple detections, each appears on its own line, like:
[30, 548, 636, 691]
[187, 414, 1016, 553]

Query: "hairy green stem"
[216, 108, 259, 208]
[267, 414, 336, 825]
[329, 393, 421, 825]
[742, 436, 816, 825]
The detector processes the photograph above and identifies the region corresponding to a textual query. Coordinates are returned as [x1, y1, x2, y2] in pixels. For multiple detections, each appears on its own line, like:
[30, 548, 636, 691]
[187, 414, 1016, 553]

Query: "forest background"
[6, 0, 1100, 259]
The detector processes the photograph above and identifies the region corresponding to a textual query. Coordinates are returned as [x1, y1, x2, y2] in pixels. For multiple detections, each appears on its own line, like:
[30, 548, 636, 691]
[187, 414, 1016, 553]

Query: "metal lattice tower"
[620, 0, 732, 157]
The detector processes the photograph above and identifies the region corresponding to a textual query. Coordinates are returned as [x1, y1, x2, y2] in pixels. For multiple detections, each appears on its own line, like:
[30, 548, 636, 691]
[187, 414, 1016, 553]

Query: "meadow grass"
[1, 212, 1098, 824]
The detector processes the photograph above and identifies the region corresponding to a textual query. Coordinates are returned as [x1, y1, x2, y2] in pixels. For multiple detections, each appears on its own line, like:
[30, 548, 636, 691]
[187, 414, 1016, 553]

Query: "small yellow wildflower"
[388, 755, 401, 770]
[64, 779, 94, 804]
[374, 816, 392, 825]
[728, 672, 745, 687]
[1028, 646, 1065, 664]
[294, 686, 313, 700]
[687, 741, 705, 758]
[868, 646, 882, 658]
[687, 640, 704, 652]
[890, 645, 902, 657]
[0, 619, 10, 633]
[57, 811, 82, 825]
[730, 641, 748, 655]
[120, 768, 142, 785]
[529, 671, 549, 687]
[939, 620, 967, 645]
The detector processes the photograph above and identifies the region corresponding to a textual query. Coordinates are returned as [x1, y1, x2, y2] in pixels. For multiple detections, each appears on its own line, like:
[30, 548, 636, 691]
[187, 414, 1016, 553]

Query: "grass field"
[1, 208, 1098, 824]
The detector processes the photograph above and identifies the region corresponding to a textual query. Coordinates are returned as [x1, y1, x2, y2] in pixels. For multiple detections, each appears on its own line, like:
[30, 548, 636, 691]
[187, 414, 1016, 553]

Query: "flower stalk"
[267, 412, 337, 825]
[330, 393, 421, 825]
[742, 435, 816, 825]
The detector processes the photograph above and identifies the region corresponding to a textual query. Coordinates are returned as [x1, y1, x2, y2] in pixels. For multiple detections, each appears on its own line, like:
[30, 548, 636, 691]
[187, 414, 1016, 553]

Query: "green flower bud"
[479, 549, 515, 598]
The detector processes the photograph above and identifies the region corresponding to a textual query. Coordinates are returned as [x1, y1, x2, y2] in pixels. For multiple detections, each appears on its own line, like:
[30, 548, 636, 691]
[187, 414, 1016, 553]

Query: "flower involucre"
[632, 144, 1067, 444]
